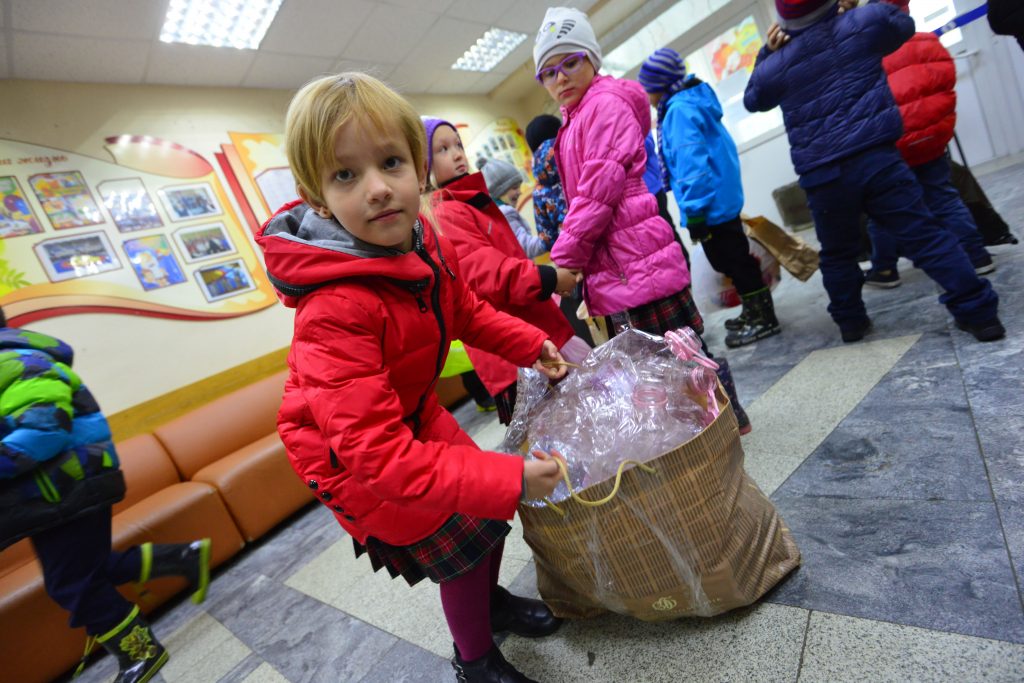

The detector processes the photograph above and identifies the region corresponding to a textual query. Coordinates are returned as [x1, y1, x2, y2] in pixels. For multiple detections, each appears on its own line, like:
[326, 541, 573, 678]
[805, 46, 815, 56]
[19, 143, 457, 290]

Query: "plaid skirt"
[353, 513, 511, 586]
[605, 287, 705, 338]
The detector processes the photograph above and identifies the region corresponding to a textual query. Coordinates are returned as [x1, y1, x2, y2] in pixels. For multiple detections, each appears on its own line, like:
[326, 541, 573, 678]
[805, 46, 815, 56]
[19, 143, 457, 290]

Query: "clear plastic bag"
[501, 328, 716, 505]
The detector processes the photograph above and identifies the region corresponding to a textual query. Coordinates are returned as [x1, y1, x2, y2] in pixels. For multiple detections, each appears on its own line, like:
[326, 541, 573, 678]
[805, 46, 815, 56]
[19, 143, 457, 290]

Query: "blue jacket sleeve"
[863, 2, 915, 55]
[663, 104, 715, 224]
[744, 46, 783, 112]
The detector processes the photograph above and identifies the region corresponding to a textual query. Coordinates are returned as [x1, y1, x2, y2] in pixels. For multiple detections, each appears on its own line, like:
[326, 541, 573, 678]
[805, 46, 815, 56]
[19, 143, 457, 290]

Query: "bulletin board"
[0, 136, 277, 325]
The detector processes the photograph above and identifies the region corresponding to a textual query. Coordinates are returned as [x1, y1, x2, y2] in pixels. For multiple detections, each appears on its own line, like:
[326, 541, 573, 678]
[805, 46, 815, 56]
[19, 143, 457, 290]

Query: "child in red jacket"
[257, 73, 566, 682]
[423, 117, 590, 424]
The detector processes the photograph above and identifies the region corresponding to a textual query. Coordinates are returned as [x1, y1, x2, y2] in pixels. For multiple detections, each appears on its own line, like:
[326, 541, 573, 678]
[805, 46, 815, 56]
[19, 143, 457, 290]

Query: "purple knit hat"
[775, 0, 839, 29]
[421, 116, 457, 177]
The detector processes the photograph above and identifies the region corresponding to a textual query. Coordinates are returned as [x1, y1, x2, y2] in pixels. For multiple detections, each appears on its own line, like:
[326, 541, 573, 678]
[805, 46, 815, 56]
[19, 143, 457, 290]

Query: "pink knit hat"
[775, 0, 839, 29]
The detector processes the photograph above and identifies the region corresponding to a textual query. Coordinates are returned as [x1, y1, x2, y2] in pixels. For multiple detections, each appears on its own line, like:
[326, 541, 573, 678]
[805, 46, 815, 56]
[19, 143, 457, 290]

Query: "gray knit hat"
[479, 158, 523, 199]
[533, 7, 602, 75]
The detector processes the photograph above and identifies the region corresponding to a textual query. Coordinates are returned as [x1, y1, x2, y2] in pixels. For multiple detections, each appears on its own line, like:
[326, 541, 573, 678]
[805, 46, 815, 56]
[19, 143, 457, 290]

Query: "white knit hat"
[533, 7, 602, 76]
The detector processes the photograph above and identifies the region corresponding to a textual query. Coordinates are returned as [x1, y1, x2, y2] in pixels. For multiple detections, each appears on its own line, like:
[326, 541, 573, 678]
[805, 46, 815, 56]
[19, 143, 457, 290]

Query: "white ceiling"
[0, 0, 601, 95]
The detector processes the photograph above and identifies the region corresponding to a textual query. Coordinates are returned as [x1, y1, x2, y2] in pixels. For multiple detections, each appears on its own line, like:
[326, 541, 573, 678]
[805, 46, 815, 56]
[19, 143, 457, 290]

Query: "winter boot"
[452, 644, 538, 683]
[725, 288, 781, 348]
[714, 357, 751, 435]
[955, 317, 1006, 342]
[724, 300, 750, 331]
[490, 586, 562, 637]
[91, 606, 168, 683]
[140, 538, 211, 604]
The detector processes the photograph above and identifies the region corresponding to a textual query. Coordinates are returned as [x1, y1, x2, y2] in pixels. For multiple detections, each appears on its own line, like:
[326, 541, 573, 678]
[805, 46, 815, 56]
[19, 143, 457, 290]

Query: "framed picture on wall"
[0, 176, 44, 238]
[28, 171, 105, 230]
[122, 234, 186, 291]
[172, 222, 236, 263]
[98, 178, 163, 232]
[34, 231, 121, 282]
[158, 182, 221, 222]
[194, 258, 255, 302]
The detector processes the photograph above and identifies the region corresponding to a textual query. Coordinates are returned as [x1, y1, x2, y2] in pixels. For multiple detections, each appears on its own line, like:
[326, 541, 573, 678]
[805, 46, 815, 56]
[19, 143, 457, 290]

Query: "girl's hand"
[554, 267, 578, 296]
[533, 340, 568, 380]
[837, 0, 858, 13]
[766, 23, 791, 52]
[524, 450, 564, 499]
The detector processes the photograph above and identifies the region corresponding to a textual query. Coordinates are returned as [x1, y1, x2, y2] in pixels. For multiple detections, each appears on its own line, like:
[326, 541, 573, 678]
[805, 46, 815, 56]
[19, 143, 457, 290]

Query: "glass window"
[683, 15, 784, 146]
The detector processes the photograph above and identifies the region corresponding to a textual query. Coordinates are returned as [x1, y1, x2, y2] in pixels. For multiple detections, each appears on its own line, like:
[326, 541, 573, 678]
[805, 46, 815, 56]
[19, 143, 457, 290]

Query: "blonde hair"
[285, 73, 427, 207]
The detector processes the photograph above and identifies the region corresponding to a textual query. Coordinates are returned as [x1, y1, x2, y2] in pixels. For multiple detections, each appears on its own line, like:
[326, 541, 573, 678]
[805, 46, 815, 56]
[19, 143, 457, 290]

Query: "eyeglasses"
[535, 52, 589, 85]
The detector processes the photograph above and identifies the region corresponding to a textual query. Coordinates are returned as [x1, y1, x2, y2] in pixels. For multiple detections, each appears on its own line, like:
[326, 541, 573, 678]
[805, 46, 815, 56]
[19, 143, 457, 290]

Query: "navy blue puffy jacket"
[743, 3, 915, 175]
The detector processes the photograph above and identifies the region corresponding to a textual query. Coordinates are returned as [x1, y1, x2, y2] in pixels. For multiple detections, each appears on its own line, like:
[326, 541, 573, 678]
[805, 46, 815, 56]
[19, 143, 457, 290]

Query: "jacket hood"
[432, 171, 491, 204]
[563, 73, 650, 124]
[669, 80, 723, 120]
[257, 200, 437, 307]
[0, 327, 74, 365]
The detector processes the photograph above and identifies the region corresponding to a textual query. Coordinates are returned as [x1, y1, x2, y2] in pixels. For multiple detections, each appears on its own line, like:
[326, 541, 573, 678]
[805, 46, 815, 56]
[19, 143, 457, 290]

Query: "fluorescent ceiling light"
[452, 28, 528, 72]
[160, 0, 283, 50]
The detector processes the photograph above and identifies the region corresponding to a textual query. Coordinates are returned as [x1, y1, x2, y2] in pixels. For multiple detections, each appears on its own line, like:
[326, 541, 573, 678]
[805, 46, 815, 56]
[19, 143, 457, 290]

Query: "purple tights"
[438, 540, 505, 662]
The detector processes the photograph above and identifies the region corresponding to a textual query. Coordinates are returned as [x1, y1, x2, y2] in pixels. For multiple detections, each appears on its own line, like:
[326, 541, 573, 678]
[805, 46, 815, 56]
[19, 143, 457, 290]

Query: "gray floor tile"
[994, 500, 1024, 600]
[356, 640, 455, 683]
[768, 497, 1024, 643]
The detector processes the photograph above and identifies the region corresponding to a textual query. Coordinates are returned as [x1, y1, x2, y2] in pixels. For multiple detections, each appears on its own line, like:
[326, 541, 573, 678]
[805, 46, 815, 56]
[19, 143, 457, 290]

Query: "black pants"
[655, 190, 690, 270]
[30, 507, 141, 635]
[700, 217, 765, 296]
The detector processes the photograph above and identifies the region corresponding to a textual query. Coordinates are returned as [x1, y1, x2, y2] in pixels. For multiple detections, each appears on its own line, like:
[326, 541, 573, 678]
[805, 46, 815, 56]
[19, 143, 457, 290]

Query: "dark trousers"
[656, 190, 690, 270]
[869, 154, 988, 270]
[30, 507, 141, 635]
[700, 217, 766, 296]
[803, 146, 998, 331]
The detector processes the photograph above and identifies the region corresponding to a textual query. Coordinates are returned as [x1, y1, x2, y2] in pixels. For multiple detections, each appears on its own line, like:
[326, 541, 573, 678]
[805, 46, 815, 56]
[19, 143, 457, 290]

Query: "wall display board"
[219, 132, 298, 229]
[465, 117, 535, 186]
[0, 136, 276, 324]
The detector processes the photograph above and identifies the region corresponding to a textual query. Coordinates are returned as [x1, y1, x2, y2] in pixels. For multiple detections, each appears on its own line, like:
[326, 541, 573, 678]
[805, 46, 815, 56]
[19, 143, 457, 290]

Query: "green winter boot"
[84, 606, 168, 683]
[139, 538, 212, 604]
[725, 288, 781, 348]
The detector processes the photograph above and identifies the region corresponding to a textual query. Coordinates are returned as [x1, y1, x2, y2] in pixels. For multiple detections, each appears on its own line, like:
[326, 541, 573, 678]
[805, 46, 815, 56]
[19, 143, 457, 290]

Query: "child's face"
[541, 52, 596, 108]
[312, 118, 423, 252]
[501, 187, 521, 205]
[431, 125, 468, 186]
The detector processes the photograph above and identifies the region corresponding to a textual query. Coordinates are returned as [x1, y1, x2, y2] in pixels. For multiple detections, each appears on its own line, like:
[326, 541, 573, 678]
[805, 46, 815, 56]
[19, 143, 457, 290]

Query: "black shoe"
[141, 539, 212, 604]
[972, 254, 996, 275]
[452, 644, 538, 683]
[490, 586, 562, 638]
[864, 268, 900, 288]
[96, 607, 168, 683]
[725, 288, 781, 348]
[840, 318, 873, 343]
[955, 317, 1006, 342]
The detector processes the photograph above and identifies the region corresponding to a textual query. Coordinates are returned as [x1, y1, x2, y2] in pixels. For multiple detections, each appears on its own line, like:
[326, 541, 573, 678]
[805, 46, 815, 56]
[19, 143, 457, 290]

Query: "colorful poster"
[465, 118, 535, 186]
[29, 171, 104, 229]
[194, 258, 255, 302]
[173, 222, 235, 263]
[98, 178, 163, 232]
[701, 15, 763, 83]
[0, 136, 277, 323]
[123, 235, 186, 291]
[0, 176, 43, 238]
[34, 232, 121, 282]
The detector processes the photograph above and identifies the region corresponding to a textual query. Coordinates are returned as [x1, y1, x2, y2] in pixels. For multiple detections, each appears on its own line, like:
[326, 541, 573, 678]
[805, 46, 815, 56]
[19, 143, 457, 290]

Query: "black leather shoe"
[840, 317, 872, 343]
[452, 644, 538, 683]
[490, 586, 562, 638]
[956, 317, 1006, 342]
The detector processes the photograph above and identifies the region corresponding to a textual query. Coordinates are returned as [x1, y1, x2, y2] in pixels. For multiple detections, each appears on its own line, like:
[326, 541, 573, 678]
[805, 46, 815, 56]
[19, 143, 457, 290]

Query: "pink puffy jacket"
[551, 74, 689, 317]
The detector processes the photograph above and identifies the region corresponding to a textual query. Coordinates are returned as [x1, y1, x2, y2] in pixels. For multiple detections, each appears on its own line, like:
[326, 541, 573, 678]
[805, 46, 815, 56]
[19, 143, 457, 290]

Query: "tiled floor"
[69, 164, 1024, 682]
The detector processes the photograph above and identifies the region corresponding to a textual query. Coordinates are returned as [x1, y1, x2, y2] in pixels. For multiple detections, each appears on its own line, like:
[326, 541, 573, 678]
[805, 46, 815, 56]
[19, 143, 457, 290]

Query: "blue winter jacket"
[661, 80, 744, 226]
[641, 133, 663, 194]
[743, 2, 915, 176]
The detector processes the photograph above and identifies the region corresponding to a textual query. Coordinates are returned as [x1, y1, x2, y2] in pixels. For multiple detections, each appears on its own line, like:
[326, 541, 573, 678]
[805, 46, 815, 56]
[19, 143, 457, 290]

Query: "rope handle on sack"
[540, 456, 657, 517]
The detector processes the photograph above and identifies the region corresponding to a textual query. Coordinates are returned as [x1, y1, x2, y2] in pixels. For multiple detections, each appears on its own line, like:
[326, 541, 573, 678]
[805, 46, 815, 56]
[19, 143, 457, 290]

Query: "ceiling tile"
[495, 0, 562, 33]
[0, 36, 8, 78]
[389, 61, 446, 95]
[489, 41, 533, 76]
[146, 43, 256, 87]
[445, 0, 513, 25]
[426, 69, 483, 95]
[385, 0, 455, 12]
[332, 58, 397, 83]
[466, 71, 512, 95]
[10, 0, 165, 40]
[340, 4, 440, 65]
[11, 31, 148, 83]
[259, 0, 375, 58]
[403, 17, 489, 71]
[242, 53, 335, 90]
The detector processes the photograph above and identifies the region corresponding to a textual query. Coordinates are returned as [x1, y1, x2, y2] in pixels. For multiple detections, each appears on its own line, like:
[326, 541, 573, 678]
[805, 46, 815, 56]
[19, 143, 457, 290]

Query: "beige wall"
[0, 78, 531, 414]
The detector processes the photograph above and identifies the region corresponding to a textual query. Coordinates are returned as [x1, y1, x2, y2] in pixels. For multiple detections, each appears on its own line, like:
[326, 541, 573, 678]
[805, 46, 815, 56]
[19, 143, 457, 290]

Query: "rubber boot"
[452, 644, 538, 683]
[714, 358, 751, 435]
[725, 288, 781, 348]
[140, 538, 212, 604]
[95, 606, 168, 683]
[490, 586, 562, 637]
[724, 300, 750, 332]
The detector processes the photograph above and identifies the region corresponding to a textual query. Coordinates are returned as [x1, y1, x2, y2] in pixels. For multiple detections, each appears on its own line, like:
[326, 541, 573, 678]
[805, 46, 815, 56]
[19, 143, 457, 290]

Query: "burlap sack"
[743, 215, 819, 282]
[518, 388, 800, 621]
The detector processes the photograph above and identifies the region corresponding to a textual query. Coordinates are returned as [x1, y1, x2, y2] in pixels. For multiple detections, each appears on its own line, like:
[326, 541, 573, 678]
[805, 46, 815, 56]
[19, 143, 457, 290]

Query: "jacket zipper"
[609, 252, 628, 284]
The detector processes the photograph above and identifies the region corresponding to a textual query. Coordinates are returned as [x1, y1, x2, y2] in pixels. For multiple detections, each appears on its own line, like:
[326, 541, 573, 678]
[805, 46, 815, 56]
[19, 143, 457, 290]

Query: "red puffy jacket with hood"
[431, 172, 573, 396]
[883, 30, 957, 167]
[257, 201, 547, 545]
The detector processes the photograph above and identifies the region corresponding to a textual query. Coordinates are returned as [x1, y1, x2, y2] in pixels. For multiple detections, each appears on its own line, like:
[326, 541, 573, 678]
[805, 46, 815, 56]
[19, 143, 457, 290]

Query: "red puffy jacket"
[883, 32, 957, 168]
[257, 202, 548, 546]
[432, 172, 573, 396]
